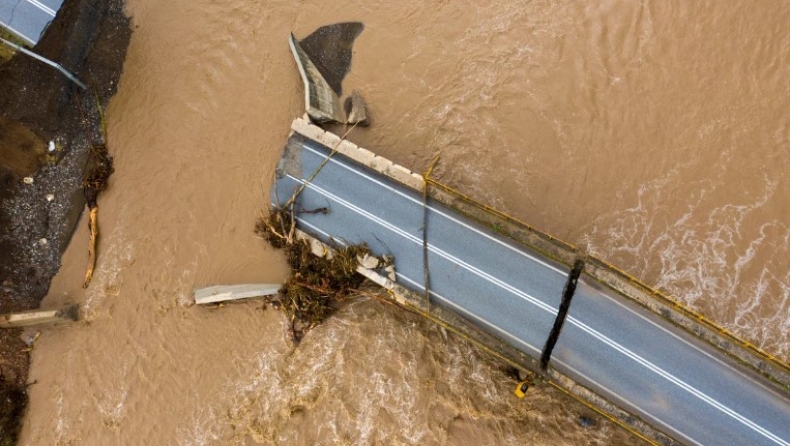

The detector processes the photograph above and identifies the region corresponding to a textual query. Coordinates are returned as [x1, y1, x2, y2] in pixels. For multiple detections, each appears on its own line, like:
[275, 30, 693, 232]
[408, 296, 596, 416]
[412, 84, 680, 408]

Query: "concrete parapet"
[291, 118, 424, 190]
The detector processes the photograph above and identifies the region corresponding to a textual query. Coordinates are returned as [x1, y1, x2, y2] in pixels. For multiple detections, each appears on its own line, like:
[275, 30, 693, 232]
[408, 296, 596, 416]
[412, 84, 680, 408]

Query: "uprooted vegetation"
[256, 207, 369, 342]
[79, 95, 114, 289]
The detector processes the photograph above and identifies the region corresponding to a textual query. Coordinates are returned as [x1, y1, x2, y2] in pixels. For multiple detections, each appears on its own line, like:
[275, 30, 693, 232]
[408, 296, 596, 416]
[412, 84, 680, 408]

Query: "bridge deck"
[272, 127, 790, 446]
[0, 0, 62, 44]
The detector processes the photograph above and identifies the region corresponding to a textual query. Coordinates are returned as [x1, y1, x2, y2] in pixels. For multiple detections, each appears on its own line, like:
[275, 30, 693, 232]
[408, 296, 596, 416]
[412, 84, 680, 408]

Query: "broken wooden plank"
[0, 304, 79, 328]
[193, 284, 281, 305]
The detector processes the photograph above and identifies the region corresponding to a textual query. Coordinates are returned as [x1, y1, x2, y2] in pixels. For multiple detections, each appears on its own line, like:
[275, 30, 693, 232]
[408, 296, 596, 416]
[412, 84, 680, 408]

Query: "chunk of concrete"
[0, 304, 79, 328]
[194, 284, 281, 305]
[288, 33, 345, 123]
[344, 90, 370, 126]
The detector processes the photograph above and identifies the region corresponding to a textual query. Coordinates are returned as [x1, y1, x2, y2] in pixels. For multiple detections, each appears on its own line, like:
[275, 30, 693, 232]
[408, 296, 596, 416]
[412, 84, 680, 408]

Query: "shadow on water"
[298, 22, 364, 96]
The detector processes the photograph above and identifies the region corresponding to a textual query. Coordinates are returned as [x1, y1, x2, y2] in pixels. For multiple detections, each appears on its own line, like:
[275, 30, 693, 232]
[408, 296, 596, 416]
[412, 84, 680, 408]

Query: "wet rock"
[344, 90, 370, 126]
[578, 415, 596, 428]
[357, 253, 380, 269]
[385, 264, 396, 282]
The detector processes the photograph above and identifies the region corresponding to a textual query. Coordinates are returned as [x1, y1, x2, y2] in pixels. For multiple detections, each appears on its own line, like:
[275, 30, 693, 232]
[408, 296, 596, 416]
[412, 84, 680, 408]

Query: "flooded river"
[19, 0, 790, 444]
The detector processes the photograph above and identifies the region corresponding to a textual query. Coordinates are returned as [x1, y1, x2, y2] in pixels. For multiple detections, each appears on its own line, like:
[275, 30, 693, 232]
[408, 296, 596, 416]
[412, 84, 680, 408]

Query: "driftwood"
[83, 206, 98, 287]
[80, 94, 113, 289]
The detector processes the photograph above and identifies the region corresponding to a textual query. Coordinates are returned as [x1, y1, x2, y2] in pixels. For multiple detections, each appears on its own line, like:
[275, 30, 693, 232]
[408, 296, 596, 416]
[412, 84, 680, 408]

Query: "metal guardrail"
[0, 36, 86, 89]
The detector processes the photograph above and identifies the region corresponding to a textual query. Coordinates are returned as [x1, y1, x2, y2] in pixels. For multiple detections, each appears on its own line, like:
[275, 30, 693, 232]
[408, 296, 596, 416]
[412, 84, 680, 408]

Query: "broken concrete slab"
[345, 90, 370, 126]
[288, 33, 345, 123]
[297, 22, 364, 97]
[0, 304, 79, 328]
[194, 284, 281, 305]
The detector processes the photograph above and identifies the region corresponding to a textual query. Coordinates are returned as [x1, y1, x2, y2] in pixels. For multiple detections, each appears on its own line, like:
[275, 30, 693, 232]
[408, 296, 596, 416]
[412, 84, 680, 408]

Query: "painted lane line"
[283, 174, 788, 446]
[286, 190, 737, 392]
[299, 142, 568, 276]
[592, 288, 790, 400]
[568, 315, 790, 446]
[300, 142, 790, 409]
[285, 223, 706, 446]
[0, 20, 36, 44]
[388, 271, 705, 446]
[286, 175, 559, 317]
[293, 216, 548, 354]
[24, 0, 56, 16]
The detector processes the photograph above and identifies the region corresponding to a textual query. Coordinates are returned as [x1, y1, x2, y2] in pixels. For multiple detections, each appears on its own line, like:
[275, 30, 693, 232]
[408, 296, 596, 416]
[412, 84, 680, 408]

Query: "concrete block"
[194, 284, 281, 305]
[0, 304, 79, 328]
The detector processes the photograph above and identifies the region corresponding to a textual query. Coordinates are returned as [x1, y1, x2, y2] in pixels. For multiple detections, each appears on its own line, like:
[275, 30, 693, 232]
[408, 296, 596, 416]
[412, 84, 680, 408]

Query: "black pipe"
[540, 258, 585, 371]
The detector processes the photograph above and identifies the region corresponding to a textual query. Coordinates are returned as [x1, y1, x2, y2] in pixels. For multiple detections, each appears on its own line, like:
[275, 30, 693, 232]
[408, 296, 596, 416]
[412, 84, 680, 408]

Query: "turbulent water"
[19, 0, 790, 445]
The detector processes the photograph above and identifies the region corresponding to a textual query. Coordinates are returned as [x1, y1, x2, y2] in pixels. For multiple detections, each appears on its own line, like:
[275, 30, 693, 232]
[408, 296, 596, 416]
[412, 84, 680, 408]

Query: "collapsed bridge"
[271, 117, 790, 446]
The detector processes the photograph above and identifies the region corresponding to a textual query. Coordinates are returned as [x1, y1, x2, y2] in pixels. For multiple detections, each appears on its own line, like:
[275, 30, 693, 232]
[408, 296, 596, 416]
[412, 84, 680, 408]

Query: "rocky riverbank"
[0, 0, 131, 442]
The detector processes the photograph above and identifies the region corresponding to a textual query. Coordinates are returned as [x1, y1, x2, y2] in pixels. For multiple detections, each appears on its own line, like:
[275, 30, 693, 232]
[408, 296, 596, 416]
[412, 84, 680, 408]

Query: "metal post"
[0, 37, 86, 89]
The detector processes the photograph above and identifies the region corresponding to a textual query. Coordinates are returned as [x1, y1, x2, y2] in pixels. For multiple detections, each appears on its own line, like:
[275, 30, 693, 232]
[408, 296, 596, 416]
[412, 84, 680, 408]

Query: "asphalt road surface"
[0, 0, 62, 44]
[273, 133, 790, 446]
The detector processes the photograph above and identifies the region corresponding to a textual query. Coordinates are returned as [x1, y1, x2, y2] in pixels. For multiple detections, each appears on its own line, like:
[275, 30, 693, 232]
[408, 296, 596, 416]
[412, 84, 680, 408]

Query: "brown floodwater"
[19, 0, 790, 444]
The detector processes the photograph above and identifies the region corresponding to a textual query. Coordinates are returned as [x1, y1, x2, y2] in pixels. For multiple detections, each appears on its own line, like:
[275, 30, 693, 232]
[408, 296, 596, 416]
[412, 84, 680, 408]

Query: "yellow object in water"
[514, 380, 530, 398]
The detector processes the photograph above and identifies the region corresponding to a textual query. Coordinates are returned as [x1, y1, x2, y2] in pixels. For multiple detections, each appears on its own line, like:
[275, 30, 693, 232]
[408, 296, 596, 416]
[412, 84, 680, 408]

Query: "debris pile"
[80, 97, 114, 288]
[256, 207, 368, 342]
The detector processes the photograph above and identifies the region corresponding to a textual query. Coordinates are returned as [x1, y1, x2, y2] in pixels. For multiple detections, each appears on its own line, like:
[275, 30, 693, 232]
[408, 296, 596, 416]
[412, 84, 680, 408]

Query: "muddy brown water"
[18, 0, 790, 445]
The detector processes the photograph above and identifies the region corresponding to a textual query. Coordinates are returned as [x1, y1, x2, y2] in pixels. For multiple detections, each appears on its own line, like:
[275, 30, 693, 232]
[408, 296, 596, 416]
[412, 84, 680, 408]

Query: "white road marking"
[280, 239, 705, 446]
[299, 142, 569, 276]
[0, 19, 36, 44]
[24, 0, 56, 16]
[590, 287, 790, 400]
[281, 164, 789, 446]
[399, 275, 706, 446]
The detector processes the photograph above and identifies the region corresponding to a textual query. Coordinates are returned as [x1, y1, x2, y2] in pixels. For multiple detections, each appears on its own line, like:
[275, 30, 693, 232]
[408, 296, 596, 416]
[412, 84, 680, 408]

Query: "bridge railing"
[424, 176, 790, 390]
[288, 116, 790, 388]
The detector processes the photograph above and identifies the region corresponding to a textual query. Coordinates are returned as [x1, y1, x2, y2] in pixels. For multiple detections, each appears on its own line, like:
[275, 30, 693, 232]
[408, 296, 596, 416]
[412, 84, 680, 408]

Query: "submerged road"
[0, 0, 62, 44]
[272, 132, 790, 446]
